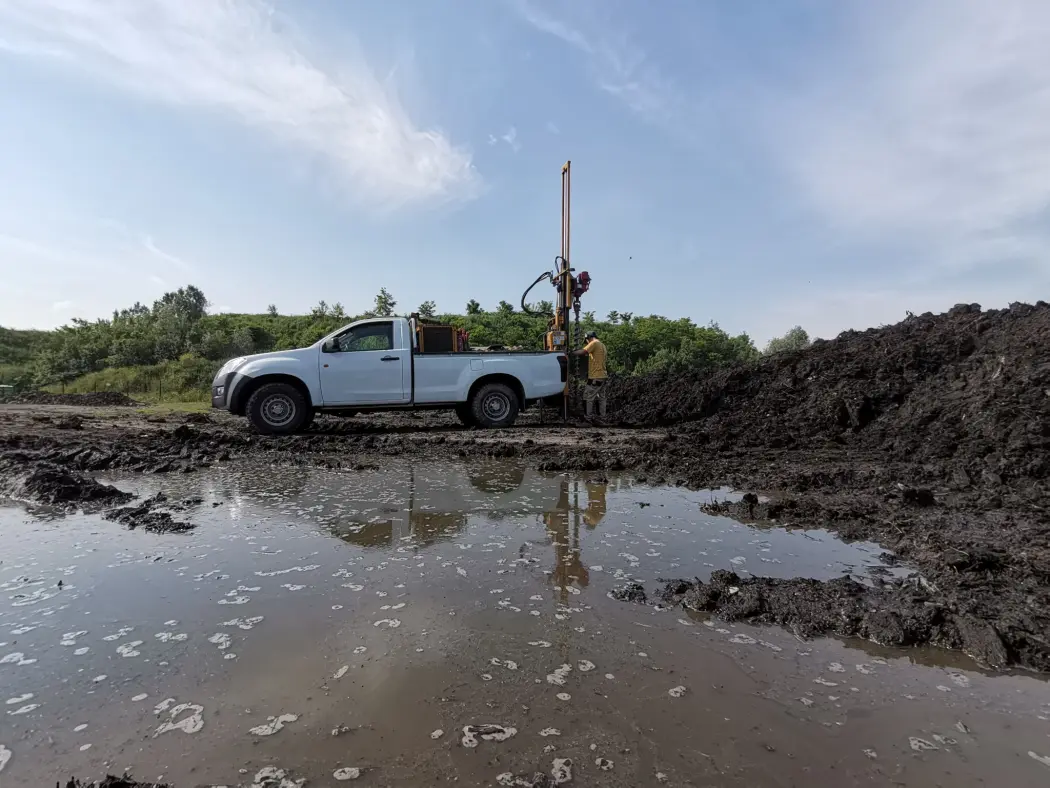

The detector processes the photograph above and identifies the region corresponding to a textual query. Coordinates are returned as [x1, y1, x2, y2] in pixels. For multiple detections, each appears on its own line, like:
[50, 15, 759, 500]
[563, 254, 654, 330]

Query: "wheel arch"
[467, 373, 525, 410]
[231, 374, 313, 416]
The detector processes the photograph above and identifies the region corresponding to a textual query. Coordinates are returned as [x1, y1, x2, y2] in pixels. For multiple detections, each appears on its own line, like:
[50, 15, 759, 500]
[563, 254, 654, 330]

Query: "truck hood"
[218, 346, 314, 376]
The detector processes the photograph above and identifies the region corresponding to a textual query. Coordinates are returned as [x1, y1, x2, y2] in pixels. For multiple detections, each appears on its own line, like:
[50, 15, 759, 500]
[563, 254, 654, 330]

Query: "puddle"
[2, 459, 1049, 787]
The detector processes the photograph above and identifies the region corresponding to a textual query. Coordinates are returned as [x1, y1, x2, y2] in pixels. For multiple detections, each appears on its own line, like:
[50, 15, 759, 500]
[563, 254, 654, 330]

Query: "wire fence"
[0, 371, 209, 403]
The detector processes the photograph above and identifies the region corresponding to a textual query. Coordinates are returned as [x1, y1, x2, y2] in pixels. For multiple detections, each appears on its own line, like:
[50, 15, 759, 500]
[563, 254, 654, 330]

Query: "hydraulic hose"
[520, 270, 552, 315]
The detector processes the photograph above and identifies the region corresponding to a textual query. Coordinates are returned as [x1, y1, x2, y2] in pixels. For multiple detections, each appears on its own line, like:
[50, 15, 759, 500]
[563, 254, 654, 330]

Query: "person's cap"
[585, 330, 598, 339]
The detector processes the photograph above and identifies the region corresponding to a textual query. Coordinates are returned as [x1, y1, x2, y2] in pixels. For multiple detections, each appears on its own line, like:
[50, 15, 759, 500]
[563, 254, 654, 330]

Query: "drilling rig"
[521, 161, 591, 419]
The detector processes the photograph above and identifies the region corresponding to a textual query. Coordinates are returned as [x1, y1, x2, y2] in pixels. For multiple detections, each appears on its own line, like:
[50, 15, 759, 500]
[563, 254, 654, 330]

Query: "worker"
[573, 330, 608, 419]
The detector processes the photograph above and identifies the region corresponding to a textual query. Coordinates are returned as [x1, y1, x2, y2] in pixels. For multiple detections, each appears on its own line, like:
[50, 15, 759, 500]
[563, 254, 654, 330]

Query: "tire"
[470, 383, 519, 429]
[246, 383, 309, 435]
[455, 404, 476, 428]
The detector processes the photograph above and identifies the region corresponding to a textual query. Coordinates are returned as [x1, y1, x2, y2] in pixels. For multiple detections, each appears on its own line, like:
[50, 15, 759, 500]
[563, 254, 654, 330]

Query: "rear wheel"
[470, 383, 519, 429]
[246, 383, 309, 435]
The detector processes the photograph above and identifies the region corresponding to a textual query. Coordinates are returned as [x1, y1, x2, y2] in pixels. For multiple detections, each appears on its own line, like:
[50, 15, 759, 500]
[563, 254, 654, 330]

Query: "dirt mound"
[11, 391, 139, 406]
[0, 457, 134, 510]
[609, 302, 1050, 482]
[653, 570, 1008, 669]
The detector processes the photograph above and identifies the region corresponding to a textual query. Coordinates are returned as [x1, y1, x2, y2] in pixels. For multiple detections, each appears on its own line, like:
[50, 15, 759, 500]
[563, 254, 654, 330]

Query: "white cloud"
[143, 235, 193, 273]
[508, 0, 683, 128]
[774, 0, 1050, 273]
[0, 0, 480, 212]
[501, 127, 521, 153]
[51, 300, 73, 311]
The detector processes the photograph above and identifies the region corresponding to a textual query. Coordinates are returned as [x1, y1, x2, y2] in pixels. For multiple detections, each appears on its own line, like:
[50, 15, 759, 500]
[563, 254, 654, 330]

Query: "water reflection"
[543, 479, 611, 600]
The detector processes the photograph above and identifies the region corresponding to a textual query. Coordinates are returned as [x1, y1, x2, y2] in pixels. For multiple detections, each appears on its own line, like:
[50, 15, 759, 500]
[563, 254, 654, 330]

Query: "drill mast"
[520, 160, 591, 418]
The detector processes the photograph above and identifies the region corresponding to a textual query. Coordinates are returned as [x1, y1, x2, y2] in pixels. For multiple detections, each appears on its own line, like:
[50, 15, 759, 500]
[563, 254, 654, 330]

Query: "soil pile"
[609, 301, 1050, 485]
[12, 391, 139, 406]
[0, 457, 134, 510]
[652, 571, 1009, 668]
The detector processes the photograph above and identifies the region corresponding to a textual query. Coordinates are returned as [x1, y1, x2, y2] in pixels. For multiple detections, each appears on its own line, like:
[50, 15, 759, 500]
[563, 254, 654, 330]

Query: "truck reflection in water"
[316, 463, 610, 554]
[207, 460, 610, 589]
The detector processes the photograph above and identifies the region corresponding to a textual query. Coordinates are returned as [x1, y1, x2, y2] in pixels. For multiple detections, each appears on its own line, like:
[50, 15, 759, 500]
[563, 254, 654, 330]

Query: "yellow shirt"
[583, 339, 608, 380]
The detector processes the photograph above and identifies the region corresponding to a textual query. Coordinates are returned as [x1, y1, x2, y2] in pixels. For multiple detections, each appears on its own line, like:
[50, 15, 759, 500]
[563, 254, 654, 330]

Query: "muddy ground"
[2, 302, 1048, 680]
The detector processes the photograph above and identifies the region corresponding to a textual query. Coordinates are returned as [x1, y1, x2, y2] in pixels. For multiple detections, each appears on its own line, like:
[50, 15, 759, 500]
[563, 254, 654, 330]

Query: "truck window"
[332, 322, 394, 353]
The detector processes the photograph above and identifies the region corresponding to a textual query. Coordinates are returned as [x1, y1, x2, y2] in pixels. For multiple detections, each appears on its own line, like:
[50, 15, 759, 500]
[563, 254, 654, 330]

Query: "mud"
[5, 458, 1050, 787]
[62, 776, 169, 788]
[0, 305, 1048, 673]
[0, 457, 134, 510]
[650, 571, 1009, 668]
[101, 493, 197, 534]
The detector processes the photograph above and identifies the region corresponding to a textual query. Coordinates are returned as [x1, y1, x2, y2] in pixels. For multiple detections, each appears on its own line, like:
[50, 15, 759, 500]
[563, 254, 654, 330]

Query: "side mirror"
[322, 338, 336, 353]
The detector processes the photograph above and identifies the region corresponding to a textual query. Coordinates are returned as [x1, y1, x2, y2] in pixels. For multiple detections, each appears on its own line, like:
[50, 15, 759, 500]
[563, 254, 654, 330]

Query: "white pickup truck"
[211, 317, 567, 433]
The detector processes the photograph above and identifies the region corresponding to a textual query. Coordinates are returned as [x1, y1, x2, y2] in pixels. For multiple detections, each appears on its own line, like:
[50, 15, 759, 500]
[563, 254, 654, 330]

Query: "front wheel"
[246, 383, 309, 435]
[470, 383, 519, 429]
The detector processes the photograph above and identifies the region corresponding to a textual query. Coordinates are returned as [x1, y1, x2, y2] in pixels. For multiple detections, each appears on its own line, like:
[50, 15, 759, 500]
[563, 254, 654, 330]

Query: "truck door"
[319, 320, 407, 405]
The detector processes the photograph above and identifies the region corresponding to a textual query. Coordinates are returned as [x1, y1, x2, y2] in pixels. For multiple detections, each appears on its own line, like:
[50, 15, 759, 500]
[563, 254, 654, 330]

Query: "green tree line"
[0, 285, 805, 395]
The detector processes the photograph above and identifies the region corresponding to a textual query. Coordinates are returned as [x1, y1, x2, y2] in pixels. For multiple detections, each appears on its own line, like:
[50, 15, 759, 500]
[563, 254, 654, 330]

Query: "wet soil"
[650, 571, 1009, 669]
[62, 776, 169, 788]
[4, 461, 1050, 787]
[0, 304, 1048, 674]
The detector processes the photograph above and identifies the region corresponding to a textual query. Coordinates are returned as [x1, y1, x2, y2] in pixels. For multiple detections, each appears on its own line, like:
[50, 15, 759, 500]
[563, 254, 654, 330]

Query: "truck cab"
[212, 317, 567, 434]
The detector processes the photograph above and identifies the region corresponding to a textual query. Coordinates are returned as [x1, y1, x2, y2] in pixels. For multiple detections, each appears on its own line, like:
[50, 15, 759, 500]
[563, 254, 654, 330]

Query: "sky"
[1, 0, 1048, 343]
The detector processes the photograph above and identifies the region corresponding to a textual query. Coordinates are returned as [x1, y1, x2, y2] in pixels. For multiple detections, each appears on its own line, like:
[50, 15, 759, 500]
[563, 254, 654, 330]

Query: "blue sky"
[1, 0, 1048, 342]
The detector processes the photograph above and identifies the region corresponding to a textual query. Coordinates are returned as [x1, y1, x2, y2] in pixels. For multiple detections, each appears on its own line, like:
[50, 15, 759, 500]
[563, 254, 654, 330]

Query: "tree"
[417, 300, 437, 319]
[619, 312, 634, 324]
[331, 302, 346, 319]
[466, 299, 482, 315]
[267, 304, 279, 317]
[497, 300, 514, 315]
[373, 288, 397, 317]
[536, 300, 554, 315]
[607, 310, 621, 324]
[763, 326, 810, 355]
[155, 285, 208, 323]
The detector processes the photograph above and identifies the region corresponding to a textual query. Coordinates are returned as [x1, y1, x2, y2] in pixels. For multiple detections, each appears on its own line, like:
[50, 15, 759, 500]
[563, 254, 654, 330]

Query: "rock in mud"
[610, 582, 647, 603]
[103, 500, 196, 534]
[55, 414, 84, 430]
[0, 459, 133, 510]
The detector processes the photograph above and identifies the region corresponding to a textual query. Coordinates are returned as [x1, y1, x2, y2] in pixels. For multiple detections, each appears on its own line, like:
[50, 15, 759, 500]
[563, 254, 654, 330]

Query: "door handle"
[381, 355, 399, 362]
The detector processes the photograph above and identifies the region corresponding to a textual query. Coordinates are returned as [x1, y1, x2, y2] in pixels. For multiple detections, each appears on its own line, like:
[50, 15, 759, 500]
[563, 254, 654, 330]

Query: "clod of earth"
[650, 571, 1010, 669]
[102, 493, 196, 534]
[461, 724, 517, 748]
[61, 776, 170, 788]
[610, 583, 647, 603]
[0, 458, 133, 510]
